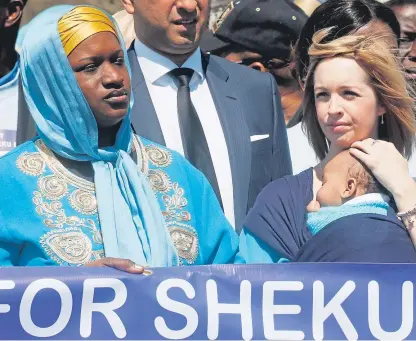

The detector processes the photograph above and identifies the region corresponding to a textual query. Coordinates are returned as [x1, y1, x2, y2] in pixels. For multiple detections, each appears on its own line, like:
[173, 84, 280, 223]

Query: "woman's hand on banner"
[85, 257, 151, 275]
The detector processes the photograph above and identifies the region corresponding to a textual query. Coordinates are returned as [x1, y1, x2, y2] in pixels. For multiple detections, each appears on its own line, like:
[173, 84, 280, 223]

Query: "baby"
[306, 150, 390, 236]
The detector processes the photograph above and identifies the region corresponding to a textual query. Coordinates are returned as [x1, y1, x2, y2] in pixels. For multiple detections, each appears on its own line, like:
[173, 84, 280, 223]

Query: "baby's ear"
[341, 178, 357, 199]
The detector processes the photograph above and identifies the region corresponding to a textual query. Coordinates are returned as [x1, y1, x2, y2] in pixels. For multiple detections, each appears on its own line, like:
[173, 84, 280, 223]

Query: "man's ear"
[341, 178, 357, 199]
[4, 0, 24, 28]
[121, 0, 135, 15]
[248, 61, 267, 72]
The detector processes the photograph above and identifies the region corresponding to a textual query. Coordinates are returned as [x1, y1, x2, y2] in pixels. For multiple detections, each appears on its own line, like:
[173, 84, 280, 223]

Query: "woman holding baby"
[240, 0, 416, 263]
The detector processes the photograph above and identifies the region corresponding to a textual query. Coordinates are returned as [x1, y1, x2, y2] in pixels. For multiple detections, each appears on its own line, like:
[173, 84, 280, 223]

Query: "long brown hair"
[302, 28, 416, 160]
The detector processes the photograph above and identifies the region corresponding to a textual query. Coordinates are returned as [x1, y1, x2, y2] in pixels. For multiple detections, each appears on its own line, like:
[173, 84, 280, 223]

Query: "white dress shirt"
[134, 39, 235, 227]
[287, 123, 319, 174]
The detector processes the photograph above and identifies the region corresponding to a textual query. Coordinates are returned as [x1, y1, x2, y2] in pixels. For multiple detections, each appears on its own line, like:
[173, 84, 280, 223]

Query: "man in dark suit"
[121, 0, 292, 231]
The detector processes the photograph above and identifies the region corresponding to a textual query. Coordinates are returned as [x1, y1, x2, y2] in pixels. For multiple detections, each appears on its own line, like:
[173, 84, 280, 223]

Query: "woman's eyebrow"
[77, 50, 123, 62]
[78, 56, 100, 62]
[111, 49, 123, 55]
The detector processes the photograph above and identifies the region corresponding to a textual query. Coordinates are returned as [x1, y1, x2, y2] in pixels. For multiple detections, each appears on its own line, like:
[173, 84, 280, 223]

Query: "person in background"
[286, 0, 401, 175]
[201, 0, 312, 123]
[0, 5, 241, 268]
[387, 0, 416, 177]
[201, 0, 310, 124]
[120, 0, 292, 231]
[241, 29, 416, 263]
[387, 0, 416, 86]
[113, 9, 136, 48]
[0, 0, 27, 156]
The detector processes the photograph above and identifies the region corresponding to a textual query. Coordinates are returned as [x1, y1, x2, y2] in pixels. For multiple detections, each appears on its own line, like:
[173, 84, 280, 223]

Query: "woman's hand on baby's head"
[307, 200, 321, 212]
[349, 138, 412, 197]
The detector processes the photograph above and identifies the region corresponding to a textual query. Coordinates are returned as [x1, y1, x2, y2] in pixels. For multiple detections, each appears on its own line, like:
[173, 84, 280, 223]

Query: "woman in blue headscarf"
[0, 5, 242, 270]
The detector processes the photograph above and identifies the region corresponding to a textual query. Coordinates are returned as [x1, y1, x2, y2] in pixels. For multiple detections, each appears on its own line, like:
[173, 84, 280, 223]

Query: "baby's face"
[316, 163, 349, 207]
[316, 151, 358, 207]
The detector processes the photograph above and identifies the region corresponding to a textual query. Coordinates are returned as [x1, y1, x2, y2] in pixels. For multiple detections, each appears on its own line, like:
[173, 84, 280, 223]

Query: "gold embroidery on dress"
[161, 183, 191, 222]
[142, 141, 198, 264]
[17, 137, 199, 264]
[134, 135, 149, 175]
[69, 189, 98, 215]
[148, 169, 172, 193]
[91, 249, 105, 261]
[35, 140, 95, 192]
[33, 192, 65, 227]
[145, 145, 172, 167]
[16, 152, 45, 176]
[33, 190, 103, 240]
[15, 138, 157, 265]
[15, 140, 105, 264]
[38, 175, 69, 200]
[40, 227, 93, 265]
[168, 222, 199, 264]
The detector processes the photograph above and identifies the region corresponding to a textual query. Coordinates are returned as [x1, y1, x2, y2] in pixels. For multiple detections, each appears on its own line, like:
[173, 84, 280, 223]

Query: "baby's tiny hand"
[306, 200, 321, 213]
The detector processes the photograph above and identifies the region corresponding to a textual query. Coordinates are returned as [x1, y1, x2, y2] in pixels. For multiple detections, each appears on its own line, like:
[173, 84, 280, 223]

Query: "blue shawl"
[19, 5, 178, 267]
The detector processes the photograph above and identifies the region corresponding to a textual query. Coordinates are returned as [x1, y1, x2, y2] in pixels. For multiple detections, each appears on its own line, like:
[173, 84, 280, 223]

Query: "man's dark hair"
[386, 0, 416, 7]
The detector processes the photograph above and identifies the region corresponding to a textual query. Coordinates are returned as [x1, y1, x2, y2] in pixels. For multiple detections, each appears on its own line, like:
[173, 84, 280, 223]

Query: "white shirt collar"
[134, 39, 204, 85]
[344, 193, 390, 206]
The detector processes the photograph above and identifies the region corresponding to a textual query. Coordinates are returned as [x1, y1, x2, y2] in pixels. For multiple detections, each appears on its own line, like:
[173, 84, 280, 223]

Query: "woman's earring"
[381, 114, 384, 125]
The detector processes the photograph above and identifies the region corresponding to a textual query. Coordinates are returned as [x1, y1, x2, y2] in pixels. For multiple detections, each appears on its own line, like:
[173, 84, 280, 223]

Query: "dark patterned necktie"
[170, 68, 223, 207]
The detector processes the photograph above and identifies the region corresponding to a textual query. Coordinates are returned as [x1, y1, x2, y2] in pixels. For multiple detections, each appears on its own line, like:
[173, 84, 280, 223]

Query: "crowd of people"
[0, 0, 415, 272]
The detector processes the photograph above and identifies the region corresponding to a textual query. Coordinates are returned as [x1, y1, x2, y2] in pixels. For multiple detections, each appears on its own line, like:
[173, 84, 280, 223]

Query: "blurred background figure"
[0, 0, 27, 156]
[387, 0, 416, 87]
[201, 0, 312, 124]
[387, 0, 416, 175]
[20, 0, 122, 24]
[113, 9, 136, 47]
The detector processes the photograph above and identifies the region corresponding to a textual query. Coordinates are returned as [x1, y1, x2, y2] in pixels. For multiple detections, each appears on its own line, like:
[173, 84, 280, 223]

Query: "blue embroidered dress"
[0, 136, 242, 266]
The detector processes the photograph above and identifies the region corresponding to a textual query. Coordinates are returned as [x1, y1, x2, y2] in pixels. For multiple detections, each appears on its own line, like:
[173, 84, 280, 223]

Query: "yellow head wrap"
[58, 6, 117, 56]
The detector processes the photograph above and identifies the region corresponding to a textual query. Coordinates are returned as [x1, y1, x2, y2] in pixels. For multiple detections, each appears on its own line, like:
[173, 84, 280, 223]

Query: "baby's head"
[316, 150, 387, 207]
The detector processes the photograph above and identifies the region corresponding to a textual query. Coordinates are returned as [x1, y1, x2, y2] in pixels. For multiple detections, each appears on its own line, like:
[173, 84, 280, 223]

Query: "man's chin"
[168, 37, 200, 54]
[168, 29, 202, 45]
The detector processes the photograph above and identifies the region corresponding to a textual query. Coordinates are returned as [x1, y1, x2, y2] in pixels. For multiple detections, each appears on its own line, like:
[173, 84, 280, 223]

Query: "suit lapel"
[204, 55, 252, 228]
[127, 47, 166, 145]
